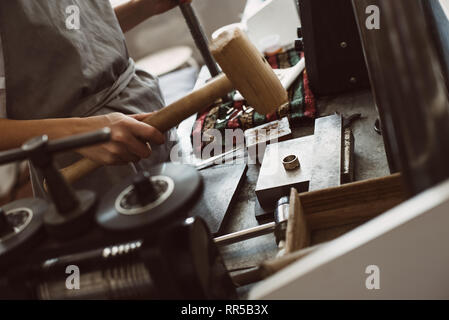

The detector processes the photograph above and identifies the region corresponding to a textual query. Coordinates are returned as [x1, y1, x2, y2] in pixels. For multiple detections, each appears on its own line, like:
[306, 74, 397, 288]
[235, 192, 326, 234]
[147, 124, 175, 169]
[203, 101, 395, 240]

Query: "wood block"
[302, 173, 406, 230]
[285, 188, 311, 254]
[233, 174, 406, 287]
[233, 174, 406, 285]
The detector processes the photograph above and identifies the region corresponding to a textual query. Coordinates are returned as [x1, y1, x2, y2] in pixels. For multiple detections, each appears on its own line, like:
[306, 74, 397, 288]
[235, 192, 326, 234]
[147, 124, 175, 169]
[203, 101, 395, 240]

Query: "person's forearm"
[0, 117, 99, 151]
[0, 112, 166, 166]
[114, 0, 155, 33]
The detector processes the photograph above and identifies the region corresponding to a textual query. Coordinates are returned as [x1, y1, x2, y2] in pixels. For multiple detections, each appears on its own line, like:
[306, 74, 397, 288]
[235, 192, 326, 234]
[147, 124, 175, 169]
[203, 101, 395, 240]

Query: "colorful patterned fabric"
[191, 49, 316, 150]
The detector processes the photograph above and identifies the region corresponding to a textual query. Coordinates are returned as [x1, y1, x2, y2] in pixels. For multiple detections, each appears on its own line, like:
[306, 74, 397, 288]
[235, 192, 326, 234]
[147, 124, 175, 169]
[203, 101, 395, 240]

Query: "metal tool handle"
[179, 0, 221, 77]
[214, 222, 276, 246]
[0, 128, 111, 166]
[47, 128, 111, 154]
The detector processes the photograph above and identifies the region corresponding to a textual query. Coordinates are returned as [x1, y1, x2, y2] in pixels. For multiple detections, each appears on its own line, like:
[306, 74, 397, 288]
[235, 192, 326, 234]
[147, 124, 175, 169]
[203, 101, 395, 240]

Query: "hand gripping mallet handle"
[58, 29, 288, 186]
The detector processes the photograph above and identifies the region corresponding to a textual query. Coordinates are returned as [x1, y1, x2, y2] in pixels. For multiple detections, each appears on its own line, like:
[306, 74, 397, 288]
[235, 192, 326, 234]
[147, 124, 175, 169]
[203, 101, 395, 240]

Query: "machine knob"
[133, 172, 158, 206]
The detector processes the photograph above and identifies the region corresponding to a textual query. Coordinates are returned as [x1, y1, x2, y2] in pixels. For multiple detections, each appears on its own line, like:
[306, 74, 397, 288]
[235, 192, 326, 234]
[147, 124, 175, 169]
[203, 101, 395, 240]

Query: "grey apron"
[0, 0, 175, 198]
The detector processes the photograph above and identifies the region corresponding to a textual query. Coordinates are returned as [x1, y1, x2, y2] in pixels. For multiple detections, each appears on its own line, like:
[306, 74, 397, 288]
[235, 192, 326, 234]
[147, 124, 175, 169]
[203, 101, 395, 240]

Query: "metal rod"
[179, 2, 221, 77]
[195, 147, 243, 171]
[214, 222, 276, 246]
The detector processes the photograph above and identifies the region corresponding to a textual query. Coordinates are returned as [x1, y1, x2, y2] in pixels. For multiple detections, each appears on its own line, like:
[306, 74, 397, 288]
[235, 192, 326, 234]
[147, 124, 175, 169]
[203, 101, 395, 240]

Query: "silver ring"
[282, 155, 300, 171]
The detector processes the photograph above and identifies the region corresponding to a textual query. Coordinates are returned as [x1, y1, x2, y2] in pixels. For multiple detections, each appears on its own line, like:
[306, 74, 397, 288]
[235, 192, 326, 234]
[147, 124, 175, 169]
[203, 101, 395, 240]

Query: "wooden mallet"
[58, 28, 288, 185]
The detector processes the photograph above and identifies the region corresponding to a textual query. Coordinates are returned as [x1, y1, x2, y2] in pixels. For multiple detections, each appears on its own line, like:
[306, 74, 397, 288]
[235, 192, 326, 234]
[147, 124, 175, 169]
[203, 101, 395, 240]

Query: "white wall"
[440, 0, 449, 18]
[122, 0, 247, 63]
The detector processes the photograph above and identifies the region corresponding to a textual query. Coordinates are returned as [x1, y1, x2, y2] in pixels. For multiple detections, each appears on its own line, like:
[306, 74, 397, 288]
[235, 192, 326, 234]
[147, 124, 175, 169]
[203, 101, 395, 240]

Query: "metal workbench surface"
[176, 67, 389, 295]
[219, 89, 390, 267]
[220, 90, 389, 297]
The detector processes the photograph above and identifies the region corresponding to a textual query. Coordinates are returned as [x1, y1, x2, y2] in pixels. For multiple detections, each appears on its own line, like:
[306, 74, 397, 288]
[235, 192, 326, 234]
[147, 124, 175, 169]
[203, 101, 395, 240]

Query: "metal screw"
[340, 42, 348, 48]
[350, 77, 357, 84]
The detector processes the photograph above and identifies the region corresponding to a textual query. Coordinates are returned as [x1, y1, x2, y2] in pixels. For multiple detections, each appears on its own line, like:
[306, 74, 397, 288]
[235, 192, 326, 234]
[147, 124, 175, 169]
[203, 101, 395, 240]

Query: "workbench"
[176, 67, 390, 296]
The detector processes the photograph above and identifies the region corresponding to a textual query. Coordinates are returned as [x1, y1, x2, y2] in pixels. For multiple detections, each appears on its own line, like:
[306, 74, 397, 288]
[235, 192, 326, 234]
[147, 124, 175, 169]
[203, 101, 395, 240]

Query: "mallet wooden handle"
[60, 74, 233, 185]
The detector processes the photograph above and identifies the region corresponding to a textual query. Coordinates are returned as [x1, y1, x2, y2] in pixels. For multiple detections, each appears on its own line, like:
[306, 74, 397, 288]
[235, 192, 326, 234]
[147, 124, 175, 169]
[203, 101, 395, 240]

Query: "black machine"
[295, 0, 370, 96]
[352, 0, 449, 195]
[0, 129, 236, 299]
[296, 0, 449, 195]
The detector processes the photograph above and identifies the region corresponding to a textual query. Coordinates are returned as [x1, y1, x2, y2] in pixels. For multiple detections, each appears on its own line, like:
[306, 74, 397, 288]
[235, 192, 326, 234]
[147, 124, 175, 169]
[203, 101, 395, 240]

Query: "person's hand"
[78, 112, 165, 165]
[142, 0, 183, 17]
